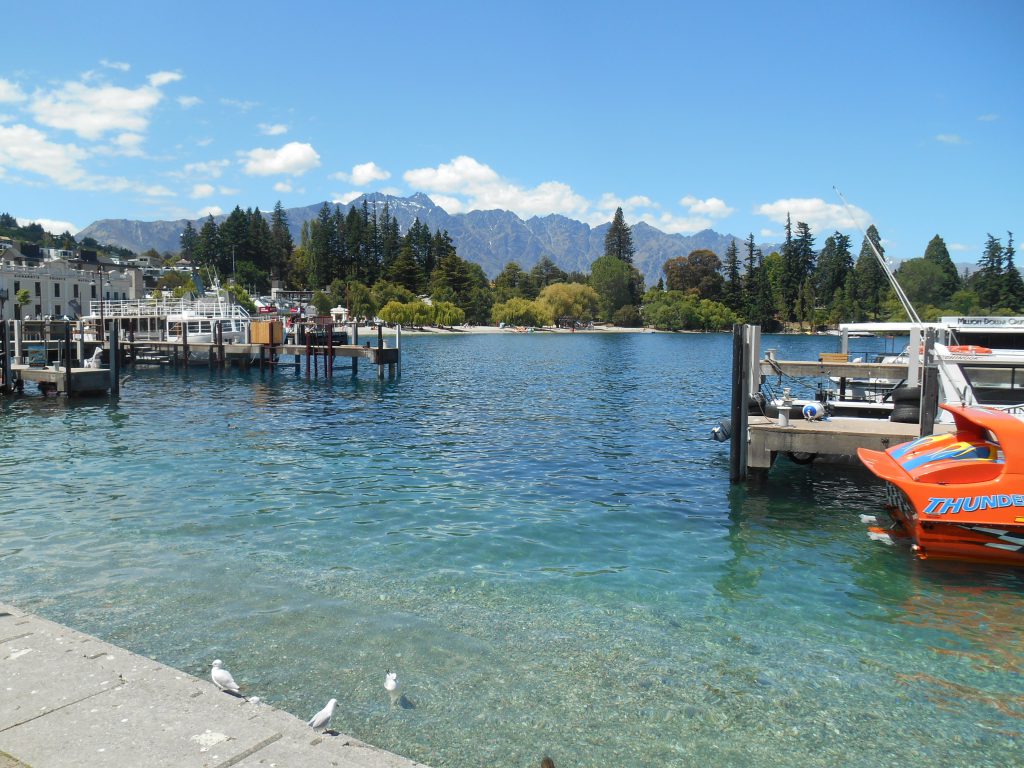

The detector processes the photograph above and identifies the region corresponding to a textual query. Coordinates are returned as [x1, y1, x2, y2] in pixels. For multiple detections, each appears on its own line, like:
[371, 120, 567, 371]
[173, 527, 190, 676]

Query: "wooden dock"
[729, 323, 942, 481]
[1, 319, 403, 397]
[9, 363, 112, 396]
[746, 415, 953, 469]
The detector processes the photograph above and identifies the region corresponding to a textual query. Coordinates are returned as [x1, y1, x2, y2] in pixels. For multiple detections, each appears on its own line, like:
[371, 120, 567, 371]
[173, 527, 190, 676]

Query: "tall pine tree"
[603, 207, 636, 264]
[974, 234, 1004, 310]
[1003, 231, 1024, 310]
[922, 234, 960, 303]
[854, 225, 888, 319]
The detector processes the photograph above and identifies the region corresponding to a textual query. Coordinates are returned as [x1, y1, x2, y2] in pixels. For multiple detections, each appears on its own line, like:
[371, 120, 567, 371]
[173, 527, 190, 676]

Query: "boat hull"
[858, 404, 1024, 567]
[878, 483, 1024, 565]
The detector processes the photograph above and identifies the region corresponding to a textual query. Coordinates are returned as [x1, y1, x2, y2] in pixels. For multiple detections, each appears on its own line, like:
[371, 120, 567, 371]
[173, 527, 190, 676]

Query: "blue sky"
[1, 0, 1021, 263]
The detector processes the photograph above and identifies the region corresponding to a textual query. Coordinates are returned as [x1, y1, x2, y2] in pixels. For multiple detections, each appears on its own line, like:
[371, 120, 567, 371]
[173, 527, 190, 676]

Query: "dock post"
[354, 322, 361, 374]
[919, 328, 939, 436]
[377, 324, 384, 379]
[305, 333, 311, 380]
[109, 323, 120, 396]
[182, 322, 189, 369]
[64, 323, 73, 396]
[908, 327, 921, 385]
[217, 322, 225, 369]
[13, 319, 22, 362]
[729, 323, 751, 483]
[76, 320, 85, 365]
[1, 321, 11, 395]
[327, 323, 334, 379]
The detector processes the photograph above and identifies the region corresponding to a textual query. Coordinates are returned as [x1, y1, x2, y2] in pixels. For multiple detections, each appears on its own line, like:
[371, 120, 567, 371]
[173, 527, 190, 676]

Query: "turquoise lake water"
[1, 332, 1021, 767]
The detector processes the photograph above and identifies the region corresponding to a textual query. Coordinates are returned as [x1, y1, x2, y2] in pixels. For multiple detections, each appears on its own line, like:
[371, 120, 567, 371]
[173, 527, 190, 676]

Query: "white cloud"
[147, 71, 182, 87]
[197, 205, 222, 217]
[977, 114, 998, 122]
[240, 141, 320, 176]
[258, 123, 288, 136]
[221, 98, 258, 111]
[100, 59, 130, 72]
[178, 95, 201, 109]
[218, 186, 238, 195]
[28, 79, 167, 140]
[935, 133, 964, 144]
[16, 217, 80, 235]
[0, 78, 26, 103]
[138, 184, 174, 197]
[0, 124, 176, 198]
[108, 132, 145, 157]
[636, 212, 714, 234]
[680, 195, 734, 218]
[404, 155, 589, 219]
[428, 194, 465, 214]
[404, 155, 499, 192]
[191, 183, 215, 198]
[948, 242, 971, 252]
[273, 181, 292, 193]
[0, 123, 89, 186]
[180, 159, 229, 178]
[755, 197, 870, 233]
[760, 228, 778, 238]
[333, 160, 391, 186]
[596, 193, 654, 215]
[332, 191, 362, 205]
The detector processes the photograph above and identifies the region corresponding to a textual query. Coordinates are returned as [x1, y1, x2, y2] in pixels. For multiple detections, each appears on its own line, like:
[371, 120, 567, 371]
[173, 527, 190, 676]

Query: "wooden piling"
[729, 324, 746, 483]
[217, 322, 225, 369]
[305, 333, 311, 380]
[919, 328, 939, 436]
[182, 322, 189, 369]
[63, 323, 73, 396]
[76, 320, 85, 365]
[352, 322, 359, 375]
[109, 324, 120, 397]
[1, 321, 11, 395]
[377, 324, 384, 379]
[327, 323, 334, 379]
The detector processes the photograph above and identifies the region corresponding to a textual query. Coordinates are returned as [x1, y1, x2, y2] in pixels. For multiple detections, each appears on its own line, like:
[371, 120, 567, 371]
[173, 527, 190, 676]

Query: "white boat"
[165, 299, 250, 344]
[81, 295, 251, 347]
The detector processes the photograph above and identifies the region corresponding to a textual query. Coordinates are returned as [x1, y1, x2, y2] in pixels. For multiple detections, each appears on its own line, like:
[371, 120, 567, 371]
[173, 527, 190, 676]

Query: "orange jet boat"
[858, 404, 1024, 566]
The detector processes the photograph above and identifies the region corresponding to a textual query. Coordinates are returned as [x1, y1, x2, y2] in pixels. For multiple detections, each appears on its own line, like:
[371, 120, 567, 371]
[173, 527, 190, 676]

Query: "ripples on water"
[1, 333, 1021, 767]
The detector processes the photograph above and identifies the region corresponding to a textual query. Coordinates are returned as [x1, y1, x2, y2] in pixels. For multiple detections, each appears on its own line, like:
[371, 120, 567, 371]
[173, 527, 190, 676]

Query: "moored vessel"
[858, 404, 1024, 565]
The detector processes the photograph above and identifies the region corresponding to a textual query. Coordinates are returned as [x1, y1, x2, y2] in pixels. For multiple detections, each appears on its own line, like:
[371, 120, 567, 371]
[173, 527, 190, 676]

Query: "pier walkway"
[0, 603, 426, 768]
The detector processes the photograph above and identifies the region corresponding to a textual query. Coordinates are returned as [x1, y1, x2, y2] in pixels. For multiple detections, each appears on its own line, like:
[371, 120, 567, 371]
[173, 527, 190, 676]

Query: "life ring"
[948, 345, 992, 354]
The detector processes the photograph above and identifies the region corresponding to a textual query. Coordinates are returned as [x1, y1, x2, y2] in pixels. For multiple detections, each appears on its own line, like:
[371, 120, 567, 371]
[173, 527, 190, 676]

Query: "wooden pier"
[1, 319, 402, 397]
[728, 323, 942, 481]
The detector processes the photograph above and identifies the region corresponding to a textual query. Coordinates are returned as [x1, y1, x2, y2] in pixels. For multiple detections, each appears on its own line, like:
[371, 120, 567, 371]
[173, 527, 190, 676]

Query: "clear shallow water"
[1, 332, 1021, 768]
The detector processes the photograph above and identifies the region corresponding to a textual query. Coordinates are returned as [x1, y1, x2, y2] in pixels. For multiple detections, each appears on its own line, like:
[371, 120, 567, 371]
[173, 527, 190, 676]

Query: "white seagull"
[308, 698, 337, 732]
[384, 670, 399, 705]
[210, 659, 241, 695]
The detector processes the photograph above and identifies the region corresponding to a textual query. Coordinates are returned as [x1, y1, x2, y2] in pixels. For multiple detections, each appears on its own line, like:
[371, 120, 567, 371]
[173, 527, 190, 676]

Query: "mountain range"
[77, 193, 778, 287]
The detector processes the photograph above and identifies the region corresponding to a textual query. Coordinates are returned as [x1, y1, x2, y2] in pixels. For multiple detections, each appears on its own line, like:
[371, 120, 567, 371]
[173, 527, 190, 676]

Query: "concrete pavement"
[0, 603, 428, 768]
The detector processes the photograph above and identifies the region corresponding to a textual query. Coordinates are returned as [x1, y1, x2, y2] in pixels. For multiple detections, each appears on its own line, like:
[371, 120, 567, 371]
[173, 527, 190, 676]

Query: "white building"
[0, 245, 141, 321]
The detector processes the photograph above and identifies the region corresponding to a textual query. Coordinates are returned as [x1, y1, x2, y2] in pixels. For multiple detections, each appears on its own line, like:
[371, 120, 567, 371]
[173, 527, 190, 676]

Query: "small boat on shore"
[857, 404, 1024, 566]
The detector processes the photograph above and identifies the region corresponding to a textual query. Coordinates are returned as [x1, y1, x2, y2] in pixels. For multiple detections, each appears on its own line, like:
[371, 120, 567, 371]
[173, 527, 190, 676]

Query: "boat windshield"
[960, 364, 1024, 406]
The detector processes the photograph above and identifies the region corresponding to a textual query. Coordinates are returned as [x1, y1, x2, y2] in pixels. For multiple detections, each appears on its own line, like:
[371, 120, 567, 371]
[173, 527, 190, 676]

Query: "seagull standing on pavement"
[210, 659, 241, 695]
[308, 698, 337, 733]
